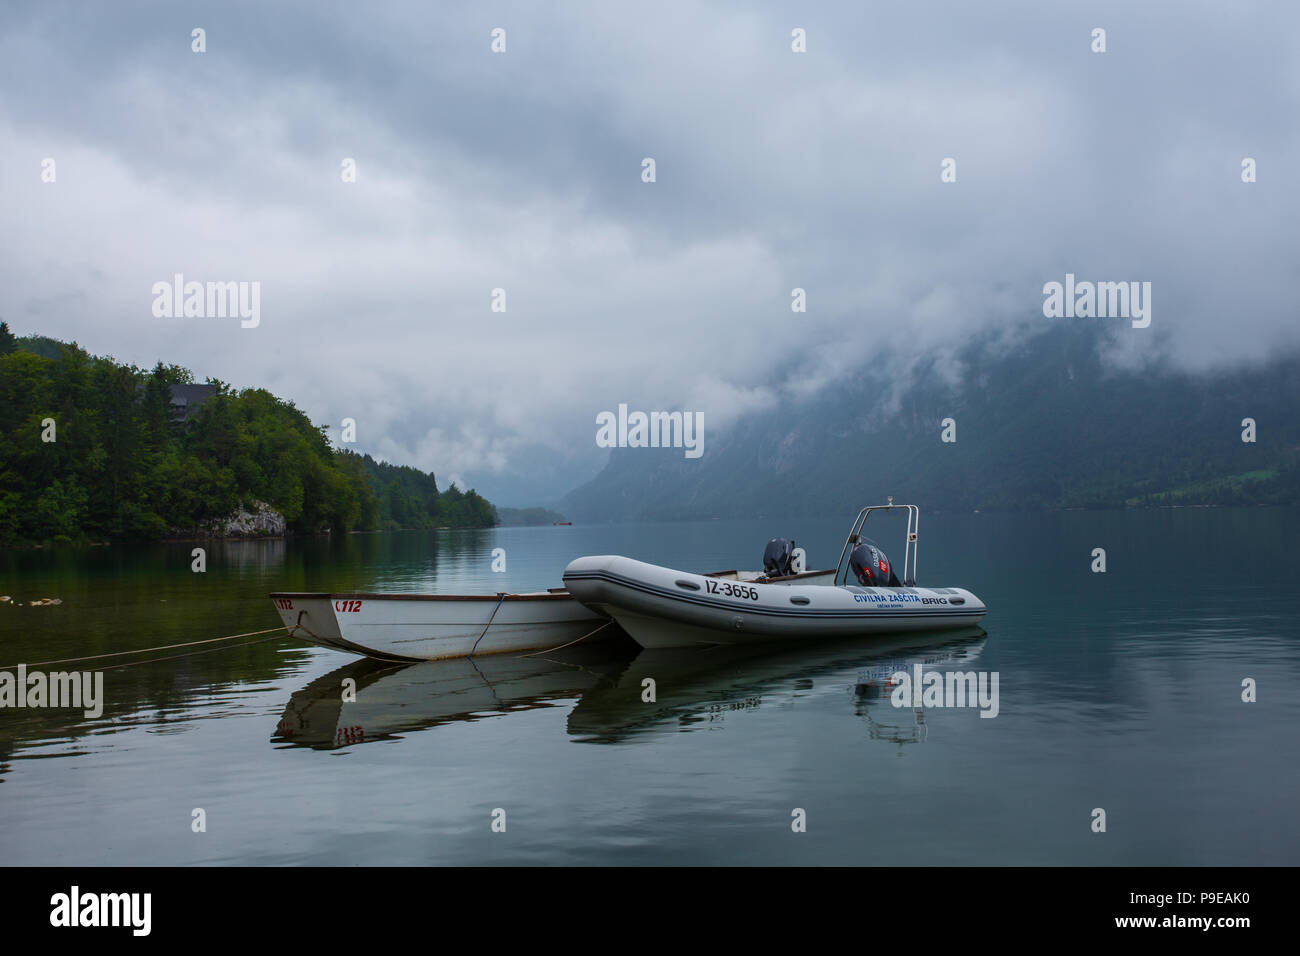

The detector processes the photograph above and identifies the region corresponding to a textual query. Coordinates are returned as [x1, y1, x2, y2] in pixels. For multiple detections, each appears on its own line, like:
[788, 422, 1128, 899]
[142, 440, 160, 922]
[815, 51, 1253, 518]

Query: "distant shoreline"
[6, 501, 1293, 551]
[1, 524, 500, 551]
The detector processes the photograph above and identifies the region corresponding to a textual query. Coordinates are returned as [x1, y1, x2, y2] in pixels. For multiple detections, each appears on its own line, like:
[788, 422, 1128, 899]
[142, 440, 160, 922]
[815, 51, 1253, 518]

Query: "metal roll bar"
[833, 498, 919, 587]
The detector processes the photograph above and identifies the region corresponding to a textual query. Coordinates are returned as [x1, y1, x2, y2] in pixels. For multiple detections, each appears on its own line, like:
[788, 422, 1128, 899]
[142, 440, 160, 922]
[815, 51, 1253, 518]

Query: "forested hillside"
[353, 452, 496, 530]
[0, 326, 496, 544]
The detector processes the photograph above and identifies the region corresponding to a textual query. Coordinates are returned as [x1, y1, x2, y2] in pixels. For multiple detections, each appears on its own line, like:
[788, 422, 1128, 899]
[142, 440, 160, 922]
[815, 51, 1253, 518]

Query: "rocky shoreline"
[177, 500, 289, 539]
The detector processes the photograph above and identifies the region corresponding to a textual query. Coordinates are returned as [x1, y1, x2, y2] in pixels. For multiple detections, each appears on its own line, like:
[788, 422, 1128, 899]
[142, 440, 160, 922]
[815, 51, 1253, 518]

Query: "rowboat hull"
[269, 591, 614, 661]
[563, 555, 986, 649]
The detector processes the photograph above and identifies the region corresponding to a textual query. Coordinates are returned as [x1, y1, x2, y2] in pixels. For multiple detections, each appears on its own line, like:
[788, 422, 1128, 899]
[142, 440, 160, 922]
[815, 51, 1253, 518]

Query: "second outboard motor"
[849, 539, 901, 587]
[763, 538, 796, 577]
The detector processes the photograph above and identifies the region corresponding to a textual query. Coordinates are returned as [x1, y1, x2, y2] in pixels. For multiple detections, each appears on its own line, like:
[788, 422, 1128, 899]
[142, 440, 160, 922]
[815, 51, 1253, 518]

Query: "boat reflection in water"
[272, 644, 634, 749]
[273, 628, 987, 750]
[567, 626, 987, 743]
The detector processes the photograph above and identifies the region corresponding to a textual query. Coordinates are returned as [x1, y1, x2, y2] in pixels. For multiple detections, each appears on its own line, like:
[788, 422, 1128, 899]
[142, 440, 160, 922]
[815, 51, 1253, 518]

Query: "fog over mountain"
[2, 1, 1296, 505]
[561, 323, 1300, 521]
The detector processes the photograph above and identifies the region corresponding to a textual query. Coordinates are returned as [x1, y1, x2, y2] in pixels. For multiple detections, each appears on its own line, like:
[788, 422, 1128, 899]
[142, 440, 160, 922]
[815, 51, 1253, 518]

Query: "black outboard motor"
[849, 539, 901, 587]
[763, 538, 797, 577]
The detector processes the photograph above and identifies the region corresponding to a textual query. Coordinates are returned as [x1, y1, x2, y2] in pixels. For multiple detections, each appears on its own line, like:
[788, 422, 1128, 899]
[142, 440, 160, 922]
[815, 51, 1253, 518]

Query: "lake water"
[1, 508, 1297, 865]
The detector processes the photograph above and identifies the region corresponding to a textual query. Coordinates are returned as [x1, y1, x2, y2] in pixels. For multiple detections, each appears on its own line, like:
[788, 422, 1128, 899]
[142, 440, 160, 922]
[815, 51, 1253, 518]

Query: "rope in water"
[96, 633, 291, 671]
[0, 626, 288, 670]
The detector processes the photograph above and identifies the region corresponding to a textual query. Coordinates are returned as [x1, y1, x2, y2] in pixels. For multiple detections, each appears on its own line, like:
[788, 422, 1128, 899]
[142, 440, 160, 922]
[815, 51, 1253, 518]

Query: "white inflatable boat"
[563, 503, 987, 649]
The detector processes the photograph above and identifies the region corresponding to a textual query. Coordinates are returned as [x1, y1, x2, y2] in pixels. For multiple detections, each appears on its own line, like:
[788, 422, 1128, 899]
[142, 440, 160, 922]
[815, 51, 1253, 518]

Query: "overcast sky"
[2, 1, 1296, 504]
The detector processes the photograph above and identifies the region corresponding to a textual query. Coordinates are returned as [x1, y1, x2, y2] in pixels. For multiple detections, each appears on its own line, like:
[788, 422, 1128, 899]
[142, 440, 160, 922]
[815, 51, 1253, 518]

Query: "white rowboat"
[268, 590, 610, 661]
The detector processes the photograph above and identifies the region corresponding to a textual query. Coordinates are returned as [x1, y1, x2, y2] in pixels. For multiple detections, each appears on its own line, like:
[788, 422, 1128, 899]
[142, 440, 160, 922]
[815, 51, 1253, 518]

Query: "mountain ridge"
[558, 324, 1300, 521]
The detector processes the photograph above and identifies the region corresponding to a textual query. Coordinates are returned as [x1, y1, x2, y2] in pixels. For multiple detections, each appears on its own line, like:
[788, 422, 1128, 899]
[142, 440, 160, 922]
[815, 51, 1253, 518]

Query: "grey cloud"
[1, 0, 1295, 504]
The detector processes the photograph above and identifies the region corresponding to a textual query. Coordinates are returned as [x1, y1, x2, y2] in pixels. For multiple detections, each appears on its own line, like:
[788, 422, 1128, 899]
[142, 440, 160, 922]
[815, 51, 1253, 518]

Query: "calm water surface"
[1, 509, 1297, 865]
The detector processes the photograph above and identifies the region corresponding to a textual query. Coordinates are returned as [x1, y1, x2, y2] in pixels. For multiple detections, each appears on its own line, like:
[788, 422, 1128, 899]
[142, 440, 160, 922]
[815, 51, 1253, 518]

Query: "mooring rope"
[513, 619, 614, 658]
[467, 592, 508, 658]
[0, 626, 287, 671]
[96, 633, 290, 671]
